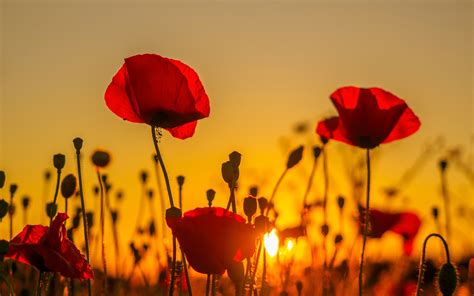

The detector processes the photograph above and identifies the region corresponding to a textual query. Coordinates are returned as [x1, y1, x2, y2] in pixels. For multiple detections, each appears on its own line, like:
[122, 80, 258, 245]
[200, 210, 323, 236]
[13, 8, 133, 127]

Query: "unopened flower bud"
[53, 154, 66, 170]
[249, 186, 258, 197]
[111, 210, 118, 223]
[243, 196, 257, 219]
[61, 174, 77, 199]
[320, 136, 329, 145]
[116, 190, 124, 201]
[177, 175, 185, 187]
[432, 207, 439, 219]
[72, 215, 81, 229]
[258, 197, 268, 213]
[149, 221, 156, 236]
[146, 189, 153, 200]
[229, 151, 242, 168]
[21, 196, 30, 209]
[438, 262, 457, 296]
[73, 137, 83, 151]
[206, 189, 215, 206]
[93, 185, 99, 196]
[166, 207, 182, 219]
[0, 171, 5, 189]
[286, 146, 304, 169]
[91, 150, 110, 167]
[439, 159, 448, 172]
[140, 170, 148, 184]
[46, 202, 57, 218]
[313, 146, 322, 159]
[10, 184, 18, 196]
[0, 200, 8, 219]
[337, 196, 345, 209]
[86, 212, 94, 229]
[321, 224, 329, 236]
[335, 234, 343, 245]
[221, 161, 235, 184]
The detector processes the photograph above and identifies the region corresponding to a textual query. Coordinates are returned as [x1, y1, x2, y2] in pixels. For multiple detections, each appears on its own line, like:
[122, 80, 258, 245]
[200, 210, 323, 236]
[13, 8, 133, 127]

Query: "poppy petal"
[382, 107, 421, 144]
[316, 117, 354, 146]
[165, 120, 197, 139]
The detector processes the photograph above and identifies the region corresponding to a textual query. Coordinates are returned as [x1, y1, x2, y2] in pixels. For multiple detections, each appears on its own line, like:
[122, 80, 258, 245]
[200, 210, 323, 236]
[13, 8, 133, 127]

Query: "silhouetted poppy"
[166, 207, 256, 275]
[105, 54, 210, 139]
[316, 87, 420, 149]
[360, 208, 421, 255]
[5, 213, 93, 280]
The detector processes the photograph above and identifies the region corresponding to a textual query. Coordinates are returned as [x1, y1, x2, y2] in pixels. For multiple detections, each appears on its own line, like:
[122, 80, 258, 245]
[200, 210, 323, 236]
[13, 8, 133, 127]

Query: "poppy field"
[1, 2, 473, 296]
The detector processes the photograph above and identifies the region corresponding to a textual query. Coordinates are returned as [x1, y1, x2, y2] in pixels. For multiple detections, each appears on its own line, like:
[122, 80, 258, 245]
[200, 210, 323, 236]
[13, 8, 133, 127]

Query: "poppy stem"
[49, 169, 62, 225]
[97, 168, 108, 294]
[169, 235, 178, 296]
[153, 155, 167, 240]
[440, 166, 451, 244]
[151, 126, 175, 208]
[302, 151, 319, 209]
[181, 249, 192, 295]
[416, 233, 451, 296]
[36, 272, 44, 296]
[265, 168, 288, 216]
[359, 148, 371, 296]
[322, 143, 329, 224]
[73, 140, 92, 296]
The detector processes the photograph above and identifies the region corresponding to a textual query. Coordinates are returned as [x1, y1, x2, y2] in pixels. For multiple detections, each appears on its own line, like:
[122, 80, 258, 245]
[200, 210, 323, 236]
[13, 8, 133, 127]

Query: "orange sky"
[1, 1, 473, 272]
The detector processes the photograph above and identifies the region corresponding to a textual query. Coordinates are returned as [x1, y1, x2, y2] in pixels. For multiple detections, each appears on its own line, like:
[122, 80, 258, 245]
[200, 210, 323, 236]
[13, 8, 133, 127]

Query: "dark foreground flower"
[105, 53, 210, 139]
[5, 213, 93, 280]
[360, 208, 421, 255]
[166, 207, 256, 274]
[316, 86, 420, 149]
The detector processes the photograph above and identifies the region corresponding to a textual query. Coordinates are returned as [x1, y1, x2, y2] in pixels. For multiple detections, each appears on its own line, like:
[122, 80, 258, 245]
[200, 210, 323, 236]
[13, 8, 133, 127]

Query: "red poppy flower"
[360, 208, 421, 256]
[105, 54, 210, 139]
[316, 86, 420, 149]
[166, 207, 256, 275]
[5, 213, 93, 280]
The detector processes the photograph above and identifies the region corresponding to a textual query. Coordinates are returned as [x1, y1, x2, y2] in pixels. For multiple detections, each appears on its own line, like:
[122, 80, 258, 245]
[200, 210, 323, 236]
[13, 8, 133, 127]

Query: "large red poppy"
[166, 207, 256, 275]
[105, 54, 210, 139]
[5, 213, 93, 280]
[316, 86, 420, 149]
[360, 208, 421, 256]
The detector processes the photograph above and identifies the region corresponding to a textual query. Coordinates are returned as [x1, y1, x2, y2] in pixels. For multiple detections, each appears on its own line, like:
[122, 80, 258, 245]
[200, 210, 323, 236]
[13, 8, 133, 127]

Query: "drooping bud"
[337, 196, 345, 210]
[313, 146, 322, 159]
[140, 170, 148, 184]
[258, 197, 268, 214]
[243, 196, 257, 220]
[21, 196, 30, 209]
[91, 150, 110, 167]
[177, 175, 185, 187]
[53, 154, 66, 170]
[10, 184, 18, 196]
[61, 174, 77, 199]
[0, 171, 5, 188]
[0, 200, 8, 220]
[249, 186, 258, 197]
[439, 159, 448, 172]
[206, 189, 215, 206]
[229, 151, 242, 168]
[286, 146, 304, 169]
[73, 137, 83, 151]
[437, 262, 457, 296]
[46, 202, 57, 218]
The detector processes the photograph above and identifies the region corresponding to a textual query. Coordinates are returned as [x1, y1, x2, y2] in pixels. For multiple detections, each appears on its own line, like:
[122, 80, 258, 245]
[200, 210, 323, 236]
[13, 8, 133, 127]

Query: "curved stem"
[416, 233, 451, 296]
[75, 149, 92, 296]
[151, 126, 175, 208]
[49, 169, 61, 225]
[359, 148, 371, 296]
[265, 168, 288, 216]
[302, 156, 319, 208]
[97, 168, 108, 294]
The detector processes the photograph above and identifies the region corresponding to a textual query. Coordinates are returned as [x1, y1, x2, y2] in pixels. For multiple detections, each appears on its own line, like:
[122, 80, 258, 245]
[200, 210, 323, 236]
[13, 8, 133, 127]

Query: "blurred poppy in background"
[360, 208, 421, 256]
[5, 213, 93, 280]
[316, 86, 420, 148]
[166, 207, 256, 274]
[105, 53, 210, 139]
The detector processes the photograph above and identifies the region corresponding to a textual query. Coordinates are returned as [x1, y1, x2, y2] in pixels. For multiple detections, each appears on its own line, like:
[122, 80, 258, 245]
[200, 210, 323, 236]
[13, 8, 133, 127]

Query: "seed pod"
[46, 202, 57, 218]
[243, 196, 257, 219]
[72, 215, 81, 229]
[177, 175, 185, 187]
[258, 197, 268, 213]
[438, 262, 457, 296]
[149, 221, 156, 236]
[432, 207, 439, 219]
[221, 161, 235, 184]
[0, 171, 5, 189]
[10, 184, 18, 196]
[320, 136, 329, 145]
[249, 186, 258, 197]
[44, 170, 51, 181]
[286, 146, 304, 169]
[116, 190, 124, 201]
[439, 159, 448, 171]
[140, 170, 148, 184]
[337, 196, 345, 209]
[166, 207, 182, 219]
[61, 174, 77, 199]
[93, 185, 99, 196]
[73, 137, 83, 151]
[91, 150, 110, 167]
[255, 215, 269, 234]
[206, 189, 215, 206]
[111, 210, 119, 224]
[335, 234, 343, 245]
[229, 151, 242, 168]
[0, 200, 8, 220]
[313, 146, 322, 159]
[86, 212, 94, 229]
[53, 154, 66, 170]
[21, 196, 30, 209]
[0, 240, 9, 261]
[321, 224, 329, 236]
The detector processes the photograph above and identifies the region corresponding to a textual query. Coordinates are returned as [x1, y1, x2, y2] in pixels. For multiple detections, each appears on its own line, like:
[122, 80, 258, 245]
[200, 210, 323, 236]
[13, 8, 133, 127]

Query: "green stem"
[49, 169, 61, 225]
[416, 233, 450, 296]
[74, 147, 92, 296]
[359, 148, 371, 296]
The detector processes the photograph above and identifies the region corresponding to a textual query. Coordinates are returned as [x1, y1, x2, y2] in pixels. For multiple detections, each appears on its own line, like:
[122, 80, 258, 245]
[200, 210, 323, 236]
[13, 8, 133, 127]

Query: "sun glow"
[263, 228, 279, 257]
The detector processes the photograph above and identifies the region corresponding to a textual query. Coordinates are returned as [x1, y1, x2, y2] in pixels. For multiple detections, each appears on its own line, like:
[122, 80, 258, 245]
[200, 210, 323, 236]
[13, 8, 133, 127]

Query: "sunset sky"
[1, 0, 473, 269]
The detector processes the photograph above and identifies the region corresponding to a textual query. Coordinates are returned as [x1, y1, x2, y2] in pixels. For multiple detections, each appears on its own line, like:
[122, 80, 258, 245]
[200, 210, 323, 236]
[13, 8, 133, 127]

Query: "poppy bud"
[313, 146, 322, 159]
[86, 212, 94, 229]
[320, 136, 329, 145]
[249, 186, 258, 197]
[101, 174, 108, 184]
[206, 189, 215, 206]
[93, 185, 99, 196]
[46, 202, 57, 218]
[73, 137, 83, 151]
[166, 207, 182, 219]
[321, 224, 329, 236]
[105, 183, 112, 193]
[227, 261, 245, 289]
[255, 215, 269, 234]
[432, 207, 439, 219]
[243, 196, 257, 219]
[21, 196, 30, 209]
[438, 262, 457, 296]
[91, 150, 110, 167]
[44, 170, 51, 181]
[258, 197, 268, 213]
[61, 174, 77, 199]
[286, 146, 304, 169]
[10, 184, 18, 196]
[142, 243, 149, 252]
[0, 171, 5, 188]
[116, 190, 124, 201]
[149, 221, 156, 236]
[229, 151, 242, 168]
[53, 154, 66, 170]
[0, 200, 8, 220]
[439, 159, 448, 172]
[147, 189, 154, 200]
[221, 161, 235, 184]
[296, 280, 303, 294]
[335, 234, 343, 245]
[140, 170, 148, 184]
[111, 210, 118, 224]
[337, 196, 345, 209]
[177, 175, 185, 187]
[72, 215, 81, 229]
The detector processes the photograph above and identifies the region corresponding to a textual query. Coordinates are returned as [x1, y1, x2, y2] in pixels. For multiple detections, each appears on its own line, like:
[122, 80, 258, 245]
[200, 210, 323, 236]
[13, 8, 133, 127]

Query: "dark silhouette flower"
[166, 207, 256, 275]
[360, 208, 421, 255]
[5, 213, 93, 280]
[105, 54, 210, 139]
[316, 86, 420, 149]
